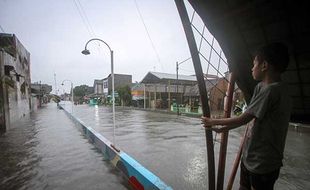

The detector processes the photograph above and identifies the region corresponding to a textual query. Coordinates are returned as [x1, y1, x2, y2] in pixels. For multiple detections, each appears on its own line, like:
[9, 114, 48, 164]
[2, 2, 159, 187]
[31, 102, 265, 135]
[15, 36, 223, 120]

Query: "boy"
[201, 42, 291, 190]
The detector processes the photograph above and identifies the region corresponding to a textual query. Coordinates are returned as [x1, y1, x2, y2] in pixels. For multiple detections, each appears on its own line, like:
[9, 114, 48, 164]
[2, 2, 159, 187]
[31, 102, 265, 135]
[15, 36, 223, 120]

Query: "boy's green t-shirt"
[243, 82, 291, 174]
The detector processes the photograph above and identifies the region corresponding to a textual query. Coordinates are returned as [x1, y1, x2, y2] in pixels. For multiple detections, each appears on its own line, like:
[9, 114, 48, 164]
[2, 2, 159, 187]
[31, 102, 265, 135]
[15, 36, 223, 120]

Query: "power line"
[133, 0, 163, 70]
[72, 0, 94, 38]
[76, 0, 96, 37]
[72, 0, 101, 52]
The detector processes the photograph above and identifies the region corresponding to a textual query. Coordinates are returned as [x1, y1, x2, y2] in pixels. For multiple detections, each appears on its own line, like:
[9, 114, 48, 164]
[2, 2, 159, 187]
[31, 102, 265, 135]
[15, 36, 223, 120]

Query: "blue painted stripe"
[59, 104, 173, 190]
[120, 152, 173, 190]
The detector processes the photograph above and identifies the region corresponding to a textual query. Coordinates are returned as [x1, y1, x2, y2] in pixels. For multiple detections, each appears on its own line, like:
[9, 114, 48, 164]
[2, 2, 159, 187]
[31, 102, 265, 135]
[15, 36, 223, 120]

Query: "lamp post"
[61, 79, 74, 113]
[81, 38, 118, 151]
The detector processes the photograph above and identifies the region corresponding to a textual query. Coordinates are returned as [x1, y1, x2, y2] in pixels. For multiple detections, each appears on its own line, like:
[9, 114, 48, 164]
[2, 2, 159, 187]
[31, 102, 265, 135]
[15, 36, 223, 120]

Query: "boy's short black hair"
[255, 42, 289, 73]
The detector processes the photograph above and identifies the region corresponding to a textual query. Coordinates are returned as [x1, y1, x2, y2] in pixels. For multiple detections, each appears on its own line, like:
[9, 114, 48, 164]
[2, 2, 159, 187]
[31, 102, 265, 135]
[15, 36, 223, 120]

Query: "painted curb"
[58, 104, 173, 190]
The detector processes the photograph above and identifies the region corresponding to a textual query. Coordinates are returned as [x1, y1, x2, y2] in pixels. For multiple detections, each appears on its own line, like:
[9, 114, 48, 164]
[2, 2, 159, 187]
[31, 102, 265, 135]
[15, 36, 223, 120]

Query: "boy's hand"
[201, 116, 213, 127]
[201, 116, 225, 133]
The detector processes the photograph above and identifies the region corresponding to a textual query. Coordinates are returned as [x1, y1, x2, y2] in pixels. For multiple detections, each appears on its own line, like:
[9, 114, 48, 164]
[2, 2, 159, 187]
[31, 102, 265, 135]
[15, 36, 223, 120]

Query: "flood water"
[1, 103, 309, 190]
[71, 103, 310, 190]
[0, 103, 129, 190]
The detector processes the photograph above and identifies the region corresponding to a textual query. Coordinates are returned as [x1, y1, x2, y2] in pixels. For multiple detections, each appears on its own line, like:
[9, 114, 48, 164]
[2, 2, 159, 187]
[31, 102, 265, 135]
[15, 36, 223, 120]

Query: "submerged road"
[72, 103, 310, 190]
[0, 103, 129, 190]
[1, 102, 309, 190]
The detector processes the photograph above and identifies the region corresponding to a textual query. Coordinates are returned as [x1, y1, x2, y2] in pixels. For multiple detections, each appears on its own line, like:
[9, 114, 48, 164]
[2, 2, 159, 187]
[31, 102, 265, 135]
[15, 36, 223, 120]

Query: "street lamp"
[61, 79, 74, 114]
[81, 38, 118, 151]
[176, 57, 191, 115]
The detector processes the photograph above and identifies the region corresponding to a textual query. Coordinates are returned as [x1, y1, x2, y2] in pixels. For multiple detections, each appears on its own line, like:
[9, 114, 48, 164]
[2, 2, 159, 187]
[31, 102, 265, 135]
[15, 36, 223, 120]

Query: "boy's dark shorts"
[239, 162, 280, 190]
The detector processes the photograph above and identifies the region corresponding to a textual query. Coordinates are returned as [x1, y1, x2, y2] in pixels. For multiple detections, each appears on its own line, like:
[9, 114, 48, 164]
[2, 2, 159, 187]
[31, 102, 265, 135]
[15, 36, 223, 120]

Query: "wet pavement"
[1, 102, 309, 190]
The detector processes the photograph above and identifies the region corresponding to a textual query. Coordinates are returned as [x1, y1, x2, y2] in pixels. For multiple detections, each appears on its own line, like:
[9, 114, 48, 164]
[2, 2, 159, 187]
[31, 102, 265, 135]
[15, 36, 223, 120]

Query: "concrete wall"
[0, 51, 10, 131]
[0, 34, 31, 130]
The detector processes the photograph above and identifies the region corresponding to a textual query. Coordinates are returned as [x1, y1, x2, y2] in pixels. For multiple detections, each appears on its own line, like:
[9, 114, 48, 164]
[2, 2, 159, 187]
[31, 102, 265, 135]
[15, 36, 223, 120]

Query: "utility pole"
[176, 62, 179, 115]
[143, 83, 146, 109]
[39, 81, 42, 108]
[54, 73, 57, 95]
[176, 57, 191, 115]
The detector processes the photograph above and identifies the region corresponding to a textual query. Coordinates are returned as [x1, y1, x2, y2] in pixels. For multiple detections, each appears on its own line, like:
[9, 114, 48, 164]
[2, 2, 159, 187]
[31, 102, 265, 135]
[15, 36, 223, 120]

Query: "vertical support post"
[148, 90, 151, 108]
[217, 72, 236, 190]
[154, 84, 157, 109]
[168, 80, 171, 111]
[176, 62, 179, 115]
[39, 81, 42, 108]
[227, 125, 249, 190]
[71, 82, 74, 114]
[144, 83, 146, 109]
[111, 50, 116, 147]
[175, 1, 215, 189]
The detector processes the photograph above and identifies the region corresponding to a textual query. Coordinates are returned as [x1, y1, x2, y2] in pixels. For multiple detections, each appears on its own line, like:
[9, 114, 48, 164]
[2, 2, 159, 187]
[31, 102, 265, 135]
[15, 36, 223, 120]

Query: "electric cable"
[133, 0, 163, 71]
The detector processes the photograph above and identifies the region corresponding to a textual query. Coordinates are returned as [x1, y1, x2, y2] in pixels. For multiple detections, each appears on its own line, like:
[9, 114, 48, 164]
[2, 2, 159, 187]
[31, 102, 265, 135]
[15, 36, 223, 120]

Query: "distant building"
[93, 73, 132, 96]
[140, 71, 197, 109]
[131, 82, 145, 108]
[0, 33, 32, 131]
[31, 82, 53, 108]
[93, 79, 104, 94]
[31, 82, 53, 95]
[138, 71, 240, 115]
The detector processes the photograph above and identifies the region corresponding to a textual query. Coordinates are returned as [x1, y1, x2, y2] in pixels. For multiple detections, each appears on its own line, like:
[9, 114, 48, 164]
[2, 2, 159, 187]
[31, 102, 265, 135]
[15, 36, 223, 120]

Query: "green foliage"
[73, 85, 92, 98]
[116, 85, 132, 106]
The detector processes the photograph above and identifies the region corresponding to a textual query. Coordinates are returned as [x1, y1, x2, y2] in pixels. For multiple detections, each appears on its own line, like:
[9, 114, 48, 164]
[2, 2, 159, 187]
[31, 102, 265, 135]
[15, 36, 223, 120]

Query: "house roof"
[184, 78, 221, 97]
[141, 71, 197, 85]
[188, 0, 310, 122]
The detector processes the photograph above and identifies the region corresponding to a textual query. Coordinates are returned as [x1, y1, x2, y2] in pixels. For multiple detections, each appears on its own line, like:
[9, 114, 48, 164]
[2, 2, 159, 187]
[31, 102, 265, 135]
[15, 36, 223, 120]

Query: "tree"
[116, 85, 132, 106]
[73, 85, 93, 102]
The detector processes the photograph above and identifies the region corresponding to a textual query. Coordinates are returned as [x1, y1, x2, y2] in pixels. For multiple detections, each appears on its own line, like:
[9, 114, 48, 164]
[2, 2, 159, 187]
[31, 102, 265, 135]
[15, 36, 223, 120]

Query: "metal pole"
[227, 125, 249, 190]
[168, 80, 171, 111]
[81, 38, 119, 152]
[176, 62, 179, 115]
[71, 82, 74, 114]
[154, 84, 157, 109]
[144, 83, 146, 109]
[175, 1, 215, 189]
[111, 50, 116, 147]
[217, 72, 235, 190]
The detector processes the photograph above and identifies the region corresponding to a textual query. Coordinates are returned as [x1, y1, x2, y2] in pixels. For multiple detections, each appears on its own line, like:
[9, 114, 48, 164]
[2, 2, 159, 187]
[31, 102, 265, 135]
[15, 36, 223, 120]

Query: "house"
[93, 79, 104, 94]
[92, 73, 132, 104]
[31, 82, 52, 109]
[93, 73, 132, 96]
[0, 33, 32, 131]
[140, 71, 197, 109]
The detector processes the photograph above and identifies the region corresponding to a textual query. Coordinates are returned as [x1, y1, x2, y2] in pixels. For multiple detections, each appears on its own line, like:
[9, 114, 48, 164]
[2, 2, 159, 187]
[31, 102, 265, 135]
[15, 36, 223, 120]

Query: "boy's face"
[252, 56, 264, 81]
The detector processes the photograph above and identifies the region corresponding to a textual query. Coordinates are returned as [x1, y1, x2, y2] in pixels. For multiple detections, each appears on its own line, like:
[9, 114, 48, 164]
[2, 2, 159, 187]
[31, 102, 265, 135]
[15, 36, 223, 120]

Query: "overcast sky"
[0, 0, 194, 93]
[0, 0, 226, 94]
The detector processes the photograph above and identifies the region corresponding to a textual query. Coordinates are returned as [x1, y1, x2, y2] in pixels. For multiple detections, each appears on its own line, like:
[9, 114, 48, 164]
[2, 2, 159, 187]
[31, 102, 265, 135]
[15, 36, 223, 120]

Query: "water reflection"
[4, 103, 307, 190]
[0, 104, 129, 190]
[72, 104, 310, 190]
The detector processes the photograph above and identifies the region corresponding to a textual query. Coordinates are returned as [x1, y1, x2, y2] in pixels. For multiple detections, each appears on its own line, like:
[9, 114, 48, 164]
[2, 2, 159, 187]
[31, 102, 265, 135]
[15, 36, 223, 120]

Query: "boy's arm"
[201, 112, 254, 133]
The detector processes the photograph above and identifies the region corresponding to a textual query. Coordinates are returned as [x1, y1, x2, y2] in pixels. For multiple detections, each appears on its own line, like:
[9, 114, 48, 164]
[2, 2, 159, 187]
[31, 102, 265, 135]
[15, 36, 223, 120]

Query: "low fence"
[58, 104, 172, 190]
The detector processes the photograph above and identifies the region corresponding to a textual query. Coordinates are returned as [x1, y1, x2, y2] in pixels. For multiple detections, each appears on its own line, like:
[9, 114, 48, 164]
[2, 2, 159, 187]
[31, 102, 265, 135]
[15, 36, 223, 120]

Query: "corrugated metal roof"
[141, 71, 197, 85]
[150, 71, 197, 81]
